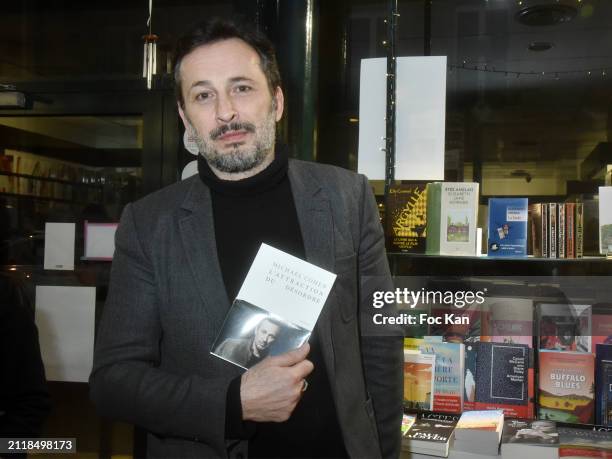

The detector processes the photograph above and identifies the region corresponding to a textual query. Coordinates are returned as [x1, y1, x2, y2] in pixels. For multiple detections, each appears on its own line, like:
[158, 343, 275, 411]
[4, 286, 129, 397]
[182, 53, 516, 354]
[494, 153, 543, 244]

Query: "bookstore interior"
[1, 0, 612, 457]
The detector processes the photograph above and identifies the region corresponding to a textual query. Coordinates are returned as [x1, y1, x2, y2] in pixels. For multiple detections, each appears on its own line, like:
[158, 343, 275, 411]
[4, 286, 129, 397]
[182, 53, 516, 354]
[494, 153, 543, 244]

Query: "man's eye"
[236, 85, 252, 93]
[195, 92, 211, 101]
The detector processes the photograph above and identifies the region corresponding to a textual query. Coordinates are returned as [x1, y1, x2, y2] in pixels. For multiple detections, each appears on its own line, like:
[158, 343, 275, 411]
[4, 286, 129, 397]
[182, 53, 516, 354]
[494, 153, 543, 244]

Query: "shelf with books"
[387, 252, 612, 277]
[0, 171, 104, 189]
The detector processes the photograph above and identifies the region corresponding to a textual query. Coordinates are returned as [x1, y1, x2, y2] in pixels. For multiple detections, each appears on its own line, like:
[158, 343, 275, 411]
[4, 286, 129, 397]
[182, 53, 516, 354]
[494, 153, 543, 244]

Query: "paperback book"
[500, 419, 559, 459]
[538, 303, 592, 353]
[403, 412, 460, 457]
[558, 427, 612, 458]
[596, 344, 612, 427]
[474, 342, 530, 417]
[481, 296, 534, 347]
[600, 186, 612, 255]
[404, 350, 436, 411]
[426, 182, 479, 256]
[487, 198, 528, 257]
[528, 203, 544, 257]
[418, 341, 465, 414]
[211, 243, 336, 369]
[453, 410, 504, 455]
[538, 350, 595, 424]
[463, 343, 478, 411]
[385, 184, 428, 253]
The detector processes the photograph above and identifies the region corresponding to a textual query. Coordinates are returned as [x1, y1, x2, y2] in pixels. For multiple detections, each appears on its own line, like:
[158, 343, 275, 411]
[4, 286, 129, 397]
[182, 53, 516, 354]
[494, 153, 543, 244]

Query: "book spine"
[558, 204, 566, 258]
[425, 184, 441, 255]
[566, 203, 575, 259]
[576, 203, 584, 258]
[549, 203, 557, 258]
[542, 203, 548, 258]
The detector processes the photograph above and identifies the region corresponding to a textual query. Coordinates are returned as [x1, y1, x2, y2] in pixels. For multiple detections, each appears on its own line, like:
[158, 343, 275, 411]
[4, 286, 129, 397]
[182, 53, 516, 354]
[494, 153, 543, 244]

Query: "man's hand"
[240, 343, 314, 422]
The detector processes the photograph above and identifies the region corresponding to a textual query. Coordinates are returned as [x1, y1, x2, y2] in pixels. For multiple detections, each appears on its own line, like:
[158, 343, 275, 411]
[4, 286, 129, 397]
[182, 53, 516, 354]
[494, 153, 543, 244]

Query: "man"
[90, 17, 402, 458]
[215, 316, 281, 368]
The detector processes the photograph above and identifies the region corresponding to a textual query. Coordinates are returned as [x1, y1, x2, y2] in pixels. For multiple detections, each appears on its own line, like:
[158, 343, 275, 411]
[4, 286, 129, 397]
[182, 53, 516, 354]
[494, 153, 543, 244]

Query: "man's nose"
[216, 94, 237, 124]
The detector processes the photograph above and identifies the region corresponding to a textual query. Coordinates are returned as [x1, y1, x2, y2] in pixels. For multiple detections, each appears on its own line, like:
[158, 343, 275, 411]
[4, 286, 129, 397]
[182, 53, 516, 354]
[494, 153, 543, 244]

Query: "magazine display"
[211, 243, 337, 369]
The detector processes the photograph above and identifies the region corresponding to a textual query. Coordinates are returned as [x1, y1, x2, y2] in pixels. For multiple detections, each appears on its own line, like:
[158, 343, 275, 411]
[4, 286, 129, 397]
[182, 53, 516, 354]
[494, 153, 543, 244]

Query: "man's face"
[177, 38, 284, 174]
[253, 319, 280, 354]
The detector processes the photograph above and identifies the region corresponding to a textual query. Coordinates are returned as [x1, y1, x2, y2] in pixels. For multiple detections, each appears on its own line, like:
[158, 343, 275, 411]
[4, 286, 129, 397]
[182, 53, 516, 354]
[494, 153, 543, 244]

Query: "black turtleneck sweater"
[198, 146, 348, 458]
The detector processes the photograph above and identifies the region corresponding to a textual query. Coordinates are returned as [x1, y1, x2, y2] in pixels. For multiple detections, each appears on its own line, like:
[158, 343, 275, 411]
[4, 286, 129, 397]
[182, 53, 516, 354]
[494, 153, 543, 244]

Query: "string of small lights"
[447, 62, 610, 79]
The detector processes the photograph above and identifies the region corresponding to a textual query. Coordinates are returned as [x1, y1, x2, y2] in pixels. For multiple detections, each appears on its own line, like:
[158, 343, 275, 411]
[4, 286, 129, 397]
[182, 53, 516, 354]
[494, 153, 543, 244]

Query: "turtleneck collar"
[197, 144, 289, 196]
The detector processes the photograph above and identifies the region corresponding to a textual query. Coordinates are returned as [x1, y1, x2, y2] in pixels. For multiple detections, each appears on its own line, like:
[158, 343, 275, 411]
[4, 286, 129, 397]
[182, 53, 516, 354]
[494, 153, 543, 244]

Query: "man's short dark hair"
[173, 17, 282, 107]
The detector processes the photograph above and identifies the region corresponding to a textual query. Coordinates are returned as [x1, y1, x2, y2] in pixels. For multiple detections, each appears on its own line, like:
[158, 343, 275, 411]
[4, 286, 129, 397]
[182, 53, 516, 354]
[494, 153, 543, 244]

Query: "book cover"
[487, 198, 528, 257]
[385, 184, 428, 253]
[558, 427, 612, 458]
[463, 343, 478, 411]
[404, 350, 436, 411]
[481, 297, 534, 348]
[403, 412, 459, 456]
[538, 303, 592, 353]
[480, 297, 535, 418]
[211, 243, 336, 369]
[402, 413, 417, 436]
[600, 187, 612, 255]
[538, 350, 595, 424]
[502, 419, 559, 445]
[475, 342, 530, 416]
[559, 203, 566, 258]
[596, 344, 612, 427]
[566, 203, 576, 259]
[549, 203, 558, 258]
[528, 203, 543, 257]
[592, 304, 612, 349]
[426, 182, 479, 256]
[455, 409, 504, 437]
[418, 341, 465, 413]
[576, 203, 584, 258]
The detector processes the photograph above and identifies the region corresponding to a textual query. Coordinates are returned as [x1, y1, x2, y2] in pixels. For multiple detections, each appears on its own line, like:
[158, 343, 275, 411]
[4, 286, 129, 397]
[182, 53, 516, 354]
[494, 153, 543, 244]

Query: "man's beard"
[193, 105, 276, 174]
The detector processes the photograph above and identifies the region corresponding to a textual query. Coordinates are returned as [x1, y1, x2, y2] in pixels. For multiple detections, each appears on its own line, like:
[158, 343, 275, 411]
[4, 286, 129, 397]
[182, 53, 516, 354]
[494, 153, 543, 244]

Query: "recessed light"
[528, 41, 554, 51]
[515, 4, 577, 26]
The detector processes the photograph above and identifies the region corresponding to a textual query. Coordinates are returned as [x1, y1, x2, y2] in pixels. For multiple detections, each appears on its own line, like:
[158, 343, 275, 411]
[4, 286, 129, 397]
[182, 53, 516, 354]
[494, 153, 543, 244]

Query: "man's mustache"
[210, 122, 256, 140]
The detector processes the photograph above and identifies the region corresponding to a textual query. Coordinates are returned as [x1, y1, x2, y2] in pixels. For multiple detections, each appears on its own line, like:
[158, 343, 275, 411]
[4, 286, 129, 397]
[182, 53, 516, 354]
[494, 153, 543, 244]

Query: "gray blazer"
[90, 159, 403, 458]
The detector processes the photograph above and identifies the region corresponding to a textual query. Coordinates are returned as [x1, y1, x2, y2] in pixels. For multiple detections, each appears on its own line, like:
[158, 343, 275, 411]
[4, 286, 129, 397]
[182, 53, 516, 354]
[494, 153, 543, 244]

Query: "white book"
[599, 186, 612, 255]
[211, 243, 337, 369]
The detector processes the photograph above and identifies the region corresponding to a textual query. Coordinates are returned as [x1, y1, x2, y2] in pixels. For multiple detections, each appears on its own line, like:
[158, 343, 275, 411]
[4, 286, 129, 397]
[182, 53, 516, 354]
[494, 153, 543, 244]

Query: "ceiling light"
[515, 4, 577, 26]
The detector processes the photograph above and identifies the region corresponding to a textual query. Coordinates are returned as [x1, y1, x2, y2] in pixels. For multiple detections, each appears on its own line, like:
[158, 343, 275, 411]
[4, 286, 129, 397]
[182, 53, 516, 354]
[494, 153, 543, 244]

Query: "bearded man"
[90, 17, 402, 459]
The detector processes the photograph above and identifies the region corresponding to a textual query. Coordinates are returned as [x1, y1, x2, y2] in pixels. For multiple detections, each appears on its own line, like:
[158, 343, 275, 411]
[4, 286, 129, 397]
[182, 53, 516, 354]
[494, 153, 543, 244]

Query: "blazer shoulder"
[129, 176, 199, 218]
[289, 159, 366, 193]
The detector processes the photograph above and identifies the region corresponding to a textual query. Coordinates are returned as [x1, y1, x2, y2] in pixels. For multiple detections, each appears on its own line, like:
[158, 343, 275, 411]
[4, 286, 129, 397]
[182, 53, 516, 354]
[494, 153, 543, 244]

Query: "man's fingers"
[267, 342, 310, 367]
[292, 358, 314, 379]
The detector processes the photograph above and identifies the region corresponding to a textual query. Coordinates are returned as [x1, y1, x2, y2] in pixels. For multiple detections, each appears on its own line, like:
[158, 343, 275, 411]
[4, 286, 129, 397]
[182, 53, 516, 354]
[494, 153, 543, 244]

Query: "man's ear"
[273, 86, 284, 122]
[177, 103, 192, 131]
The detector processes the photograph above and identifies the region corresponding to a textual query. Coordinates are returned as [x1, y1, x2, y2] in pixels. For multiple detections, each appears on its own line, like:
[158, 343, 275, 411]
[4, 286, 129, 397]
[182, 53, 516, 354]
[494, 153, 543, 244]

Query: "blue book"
[487, 198, 528, 257]
[596, 344, 612, 426]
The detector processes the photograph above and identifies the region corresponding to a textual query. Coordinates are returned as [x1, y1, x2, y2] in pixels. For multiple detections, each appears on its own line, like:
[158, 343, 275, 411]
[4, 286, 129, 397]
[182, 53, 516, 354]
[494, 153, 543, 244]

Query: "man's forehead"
[181, 38, 264, 83]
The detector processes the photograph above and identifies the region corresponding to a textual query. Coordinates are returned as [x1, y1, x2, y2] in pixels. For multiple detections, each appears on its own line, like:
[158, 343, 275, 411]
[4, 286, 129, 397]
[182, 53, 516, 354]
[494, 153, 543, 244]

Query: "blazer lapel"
[288, 161, 336, 382]
[178, 178, 231, 329]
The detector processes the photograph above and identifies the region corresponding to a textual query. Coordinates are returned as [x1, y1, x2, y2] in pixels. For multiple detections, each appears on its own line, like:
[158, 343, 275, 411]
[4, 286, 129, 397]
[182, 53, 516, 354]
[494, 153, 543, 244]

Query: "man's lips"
[217, 130, 248, 142]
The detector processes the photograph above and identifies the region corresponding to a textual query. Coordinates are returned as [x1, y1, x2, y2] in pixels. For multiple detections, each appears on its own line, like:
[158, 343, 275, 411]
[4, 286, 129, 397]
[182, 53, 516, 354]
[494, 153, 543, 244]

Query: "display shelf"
[387, 252, 612, 276]
[0, 170, 104, 188]
[0, 191, 98, 206]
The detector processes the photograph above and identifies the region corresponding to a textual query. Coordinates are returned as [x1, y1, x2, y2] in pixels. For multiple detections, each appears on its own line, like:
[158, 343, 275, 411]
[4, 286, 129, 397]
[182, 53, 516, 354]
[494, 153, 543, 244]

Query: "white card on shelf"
[35, 286, 96, 383]
[43, 222, 75, 270]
